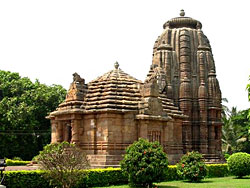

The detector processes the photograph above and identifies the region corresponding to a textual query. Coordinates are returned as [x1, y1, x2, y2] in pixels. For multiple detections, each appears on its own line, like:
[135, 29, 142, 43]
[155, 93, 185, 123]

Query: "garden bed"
[2, 164, 229, 188]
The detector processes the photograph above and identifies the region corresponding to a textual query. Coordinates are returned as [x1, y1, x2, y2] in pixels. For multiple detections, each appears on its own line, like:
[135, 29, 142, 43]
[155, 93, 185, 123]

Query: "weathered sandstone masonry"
[48, 10, 222, 167]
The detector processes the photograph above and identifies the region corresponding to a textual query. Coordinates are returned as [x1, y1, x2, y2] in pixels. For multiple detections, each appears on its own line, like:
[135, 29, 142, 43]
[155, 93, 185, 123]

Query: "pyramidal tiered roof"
[50, 62, 186, 119]
[159, 94, 186, 118]
[82, 62, 142, 112]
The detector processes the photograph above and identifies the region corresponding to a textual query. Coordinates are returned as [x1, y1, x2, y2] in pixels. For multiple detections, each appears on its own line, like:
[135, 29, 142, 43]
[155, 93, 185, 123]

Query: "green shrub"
[165, 165, 181, 181]
[2, 164, 231, 187]
[227, 152, 250, 178]
[177, 151, 207, 182]
[223, 153, 231, 161]
[12, 157, 23, 161]
[36, 142, 89, 188]
[3, 169, 126, 188]
[77, 168, 127, 187]
[32, 155, 39, 162]
[6, 159, 30, 166]
[120, 138, 168, 187]
[4, 170, 51, 188]
[166, 164, 229, 180]
[206, 164, 230, 177]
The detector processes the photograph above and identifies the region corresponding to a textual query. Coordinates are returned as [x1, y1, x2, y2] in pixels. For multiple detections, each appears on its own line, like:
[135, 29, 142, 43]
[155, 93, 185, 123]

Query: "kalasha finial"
[114, 61, 119, 69]
[180, 9, 185, 17]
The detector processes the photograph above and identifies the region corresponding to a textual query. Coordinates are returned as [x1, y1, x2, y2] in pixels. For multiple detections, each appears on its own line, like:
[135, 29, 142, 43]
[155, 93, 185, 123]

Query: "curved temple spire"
[150, 10, 222, 158]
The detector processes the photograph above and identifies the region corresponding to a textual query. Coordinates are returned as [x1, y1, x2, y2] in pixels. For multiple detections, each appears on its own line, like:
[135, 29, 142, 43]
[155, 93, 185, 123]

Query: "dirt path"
[5, 165, 39, 171]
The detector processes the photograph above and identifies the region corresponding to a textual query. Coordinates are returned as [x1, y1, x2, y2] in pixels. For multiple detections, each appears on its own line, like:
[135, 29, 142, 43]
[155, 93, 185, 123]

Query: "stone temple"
[48, 10, 222, 167]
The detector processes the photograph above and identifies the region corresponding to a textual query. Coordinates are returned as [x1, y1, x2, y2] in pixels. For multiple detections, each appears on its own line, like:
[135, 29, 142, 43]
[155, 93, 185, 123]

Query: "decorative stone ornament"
[180, 9, 185, 17]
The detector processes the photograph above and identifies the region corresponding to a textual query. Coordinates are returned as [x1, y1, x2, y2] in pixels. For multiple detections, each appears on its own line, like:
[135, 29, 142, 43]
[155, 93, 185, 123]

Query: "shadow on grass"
[182, 180, 213, 183]
[157, 186, 179, 188]
[232, 176, 250, 179]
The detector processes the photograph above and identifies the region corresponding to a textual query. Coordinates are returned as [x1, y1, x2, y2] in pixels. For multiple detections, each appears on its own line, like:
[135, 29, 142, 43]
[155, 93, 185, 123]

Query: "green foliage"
[247, 76, 250, 118]
[36, 142, 89, 188]
[222, 105, 250, 154]
[230, 109, 250, 153]
[165, 165, 181, 181]
[3, 170, 51, 188]
[0, 70, 66, 160]
[223, 153, 231, 161]
[3, 169, 126, 188]
[78, 168, 127, 187]
[227, 152, 250, 178]
[11, 156, 23, 161]
[5, 159, 30, 166]
[206, 164, 230, 177]
[247, 76, 250, 102]
[2, 164, 232, 187]
[167, 164, 230, 180]
[120, 138, 168, 187]
[177, 151, 207, 182]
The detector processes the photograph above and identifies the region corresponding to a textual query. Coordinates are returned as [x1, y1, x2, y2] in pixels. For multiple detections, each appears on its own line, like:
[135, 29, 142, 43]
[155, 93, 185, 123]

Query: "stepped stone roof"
[82, 62, 142, 112]
[159, 94, 186, 118]
[49, 62, 186, 119]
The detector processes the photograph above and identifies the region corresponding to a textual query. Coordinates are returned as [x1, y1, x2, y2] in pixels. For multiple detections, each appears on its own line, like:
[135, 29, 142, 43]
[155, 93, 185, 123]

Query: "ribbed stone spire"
[151, 12, 222, 156]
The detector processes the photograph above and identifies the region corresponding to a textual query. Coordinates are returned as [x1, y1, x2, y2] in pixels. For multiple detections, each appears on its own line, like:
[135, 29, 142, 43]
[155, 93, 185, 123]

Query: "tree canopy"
[222, 107, 250, 154]
[0, 70, 66, 160]
[222, 77, 250, 155]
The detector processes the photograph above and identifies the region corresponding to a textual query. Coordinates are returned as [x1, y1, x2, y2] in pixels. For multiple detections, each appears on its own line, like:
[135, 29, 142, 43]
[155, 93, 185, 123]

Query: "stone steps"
[88, 155, 123, 168]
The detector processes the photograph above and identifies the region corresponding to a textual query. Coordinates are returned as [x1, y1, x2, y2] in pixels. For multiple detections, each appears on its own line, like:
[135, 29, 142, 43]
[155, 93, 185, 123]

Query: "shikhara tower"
[48, 10, 223, 166]
[150, 9, 222, 159]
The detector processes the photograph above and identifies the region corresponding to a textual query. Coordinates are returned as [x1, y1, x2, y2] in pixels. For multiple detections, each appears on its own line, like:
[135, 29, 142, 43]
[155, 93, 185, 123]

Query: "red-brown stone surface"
[48, 10, 222, 167]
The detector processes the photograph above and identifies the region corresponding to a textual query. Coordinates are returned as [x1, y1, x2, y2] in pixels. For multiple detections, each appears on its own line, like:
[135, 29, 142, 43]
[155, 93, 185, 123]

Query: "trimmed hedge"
[3, 168, 126, 188]
[165, 165, 181, 181]
[80, 168, 127, 187]
[3, 164, 229, 187]
[206, 164, 230, 177]
[6, 159, 31, 166]
[4, 170, 51, 188]
[165, 164, 230, 181]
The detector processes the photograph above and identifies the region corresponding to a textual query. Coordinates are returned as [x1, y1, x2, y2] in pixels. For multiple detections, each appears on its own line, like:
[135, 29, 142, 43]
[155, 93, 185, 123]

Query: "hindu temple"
[47, 10, 222, 167]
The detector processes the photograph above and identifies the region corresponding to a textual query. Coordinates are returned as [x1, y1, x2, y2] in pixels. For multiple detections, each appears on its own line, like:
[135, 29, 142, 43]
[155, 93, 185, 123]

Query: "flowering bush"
[227, 152, 250, 178]
[120, 138, 168, 187]
[177, 151, 207, 182]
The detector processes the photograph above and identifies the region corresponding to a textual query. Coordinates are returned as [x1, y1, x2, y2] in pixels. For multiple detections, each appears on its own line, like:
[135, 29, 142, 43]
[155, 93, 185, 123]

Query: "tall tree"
[222, 76, 250, 154]
[0, 70, 66, 160]
[222, 105, 250, 154]
[231, 109, 250, 153]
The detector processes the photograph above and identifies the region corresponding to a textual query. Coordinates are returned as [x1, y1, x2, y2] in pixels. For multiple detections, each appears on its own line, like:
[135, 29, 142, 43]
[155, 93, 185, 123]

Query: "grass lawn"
[93, 176, 250, 188]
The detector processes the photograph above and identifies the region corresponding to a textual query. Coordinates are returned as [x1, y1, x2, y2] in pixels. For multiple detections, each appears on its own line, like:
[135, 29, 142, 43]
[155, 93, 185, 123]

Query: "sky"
[0, 0, 249, 111]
